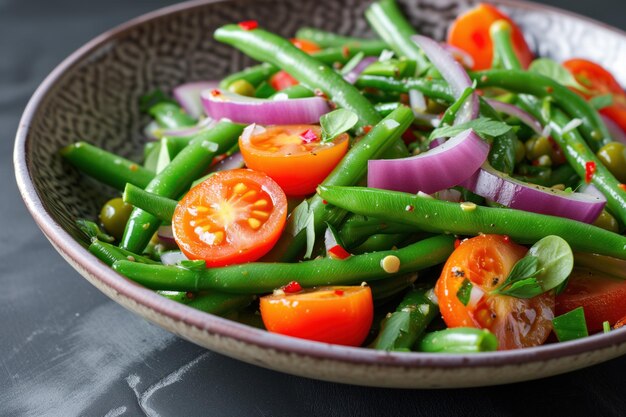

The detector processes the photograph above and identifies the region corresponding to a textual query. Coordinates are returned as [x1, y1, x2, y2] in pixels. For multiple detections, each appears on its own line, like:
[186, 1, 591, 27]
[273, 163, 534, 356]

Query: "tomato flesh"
[240, 125, 349, 196]
[447, 3, 533, 70]
[269, 38, 321, 91]
[172, 169, 287, 267]
[556, 267, 626, 333]
[260, 285, 373, 346]
[435, 235, 555, 350]
[563, 58, 626, 134]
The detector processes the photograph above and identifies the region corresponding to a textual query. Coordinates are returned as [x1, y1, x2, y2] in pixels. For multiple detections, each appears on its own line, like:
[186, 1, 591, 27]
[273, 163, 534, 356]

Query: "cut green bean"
[89, 239, 158, 266]
[371, 286, 438, 351]
[295, 27, 386, 49]
[339, 215, 411, 248]
[157, 291, 254, 316]
[148, 102, 197, 129]
[318, 185, 626, 259]
[418, 328, 499, 353]
[123, 183, 177, 222]
[112, 234, 454, 293]
[61, 142, 155, 191]
[120, 122, 244, 253]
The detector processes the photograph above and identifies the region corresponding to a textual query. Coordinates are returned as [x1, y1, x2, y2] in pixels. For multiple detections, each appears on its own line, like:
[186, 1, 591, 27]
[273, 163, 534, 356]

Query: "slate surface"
[2, 0, 626, 415]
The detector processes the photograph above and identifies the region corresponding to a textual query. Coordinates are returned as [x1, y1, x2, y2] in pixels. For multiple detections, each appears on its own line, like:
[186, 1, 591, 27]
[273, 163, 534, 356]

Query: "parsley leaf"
[428, 117, 511, 141]
[529, 58, 591, 94]
[492, 256, 543, 299]
[456, 278, 473, 306]
[320, 109, 358, 143]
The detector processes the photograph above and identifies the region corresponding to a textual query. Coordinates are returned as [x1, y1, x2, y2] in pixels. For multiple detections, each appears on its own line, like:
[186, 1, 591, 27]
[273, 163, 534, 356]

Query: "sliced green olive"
[99, 197, 133, 240]
[597, 142, 626, 183]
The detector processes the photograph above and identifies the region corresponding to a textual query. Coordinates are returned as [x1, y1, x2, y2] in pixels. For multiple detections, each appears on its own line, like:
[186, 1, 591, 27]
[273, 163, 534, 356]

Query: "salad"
[61, 0, 626, 353]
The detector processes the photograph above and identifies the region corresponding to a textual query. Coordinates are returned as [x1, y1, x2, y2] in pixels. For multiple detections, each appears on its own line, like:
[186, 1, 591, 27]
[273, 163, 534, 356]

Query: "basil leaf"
[286, 200, 310, 237]
[528, 235, 574, 292]
[589, 94, 613, 110]
[507, 255, 539, 282]
[429, 117, 511, 141]
[320, 109, 358, 143]
[529, 58, 591, 94]
[497, 277, 543, 299]
[456, 278, 473, 306]
[552, 307, 588, 342]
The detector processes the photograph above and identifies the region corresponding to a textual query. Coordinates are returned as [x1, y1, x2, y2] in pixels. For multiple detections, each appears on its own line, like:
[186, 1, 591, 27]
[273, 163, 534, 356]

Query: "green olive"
[513, 138, 526, 163]
[525, 135, 552, 160]
[227, 79, 255, 97]
[592, 210, 619, 233]
[99, 197, 133, 240]
[597, 142, 626, 183]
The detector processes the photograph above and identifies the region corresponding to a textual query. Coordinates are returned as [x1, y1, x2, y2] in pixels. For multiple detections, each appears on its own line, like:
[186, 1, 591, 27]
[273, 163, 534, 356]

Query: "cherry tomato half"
[172, 169, 287, 267]
[556, 267, 626, 333]
[260, 285, 373, 346]
[435, 235, 555, 350]
[269, 38, 321, 91]
[239, 125, 349, 196]
[563, 58, 626, 134]
[447, 3, 533, 70]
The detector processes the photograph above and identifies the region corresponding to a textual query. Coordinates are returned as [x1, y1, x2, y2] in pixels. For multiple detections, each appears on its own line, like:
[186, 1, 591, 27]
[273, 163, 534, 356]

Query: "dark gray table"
[2, 0, 626, 415]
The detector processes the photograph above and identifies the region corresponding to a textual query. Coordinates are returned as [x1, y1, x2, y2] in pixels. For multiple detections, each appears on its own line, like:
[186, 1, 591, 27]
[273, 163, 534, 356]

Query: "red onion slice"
[201, 89, 330, 125]
[484, 98, 543, 135]
[157, 225, 176, 245]
[173, 81, 219, 118]
[412, 35, 479, 125]
[440, 43, 475, 69]
[368, 129, 489, 194]
[344, 56, 378, 84]
[461, 164, 606, 223]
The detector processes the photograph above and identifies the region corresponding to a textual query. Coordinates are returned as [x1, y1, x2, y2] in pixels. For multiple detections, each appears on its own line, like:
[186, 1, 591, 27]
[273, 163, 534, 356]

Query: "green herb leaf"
[529, 58, 591, 94]
[304, 210, 316, 259]
[180, 259, 206, 271]
[507, 255, 540, 282]
[552, 307, 589, 342]
[497, 277, 543, 299]
[439, 83, 476, 126]
[320, 109, 358, 143]
[589, 94, 613, 110]
[456, 278, 473, 306]
[373, 310, 412, 351]
[286, 200, 317, 259]
[528, 235, 574, 292]
[429, 117, 511, 141]
[492, 256, 543, 299]
[76, 219, 115, 243]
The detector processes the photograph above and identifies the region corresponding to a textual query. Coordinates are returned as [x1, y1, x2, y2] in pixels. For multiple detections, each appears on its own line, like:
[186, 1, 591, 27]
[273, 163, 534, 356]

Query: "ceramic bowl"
[14, 0, 626, 388]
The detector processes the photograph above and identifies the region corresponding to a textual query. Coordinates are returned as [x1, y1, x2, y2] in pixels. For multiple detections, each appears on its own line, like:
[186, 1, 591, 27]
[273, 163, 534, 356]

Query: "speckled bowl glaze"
[14, 0, 626, 388]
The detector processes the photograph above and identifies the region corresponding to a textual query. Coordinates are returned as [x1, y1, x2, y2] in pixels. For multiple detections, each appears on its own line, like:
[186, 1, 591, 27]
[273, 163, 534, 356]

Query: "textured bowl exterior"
[14, 0, 626, 388]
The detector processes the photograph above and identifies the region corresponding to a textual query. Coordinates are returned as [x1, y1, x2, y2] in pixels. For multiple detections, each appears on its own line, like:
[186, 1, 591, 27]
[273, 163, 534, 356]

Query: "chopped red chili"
[283, 281, 302, 293]
[328, 245, 351, 260]
[238, 20, 258, 30]
[585, 161, 596, 183]
[300, 129, 318, 144]
[334, 289, 345, 296]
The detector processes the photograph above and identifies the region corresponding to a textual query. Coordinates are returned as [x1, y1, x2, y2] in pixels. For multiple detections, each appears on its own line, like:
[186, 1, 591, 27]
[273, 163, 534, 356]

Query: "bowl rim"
[14, 0, 626, 370]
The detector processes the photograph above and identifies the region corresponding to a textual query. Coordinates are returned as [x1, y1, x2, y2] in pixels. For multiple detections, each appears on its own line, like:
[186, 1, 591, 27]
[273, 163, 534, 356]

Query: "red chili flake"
[322, 199, 328, 205]
[342, 46, 350, 58]
[334, 289, 345, 296]
[210, 89, 221, 96]
[405, 205, 414, 212]
[283, 281, 302, 293]
[619, 184, 626, 192]
[546, 86, 554, 94]
[300, 128, 318, 144]
[328, 245, 351, 260]
[502, 235, 510, 243]
[454, 239, 461, 249]
[238, 20, 258, 30]
[585, 161, 597, 183]
[401, 128, 417, 145]
[362, 125, 373, 134]
[185, 291, 195, 300]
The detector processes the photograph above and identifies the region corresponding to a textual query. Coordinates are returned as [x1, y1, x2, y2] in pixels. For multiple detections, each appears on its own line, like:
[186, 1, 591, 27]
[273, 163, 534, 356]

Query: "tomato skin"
[240, 125, 349, 196]
[260, 286, 373, 346]
[556, 267, 626, 333]
[435, 235, 555, 350]
[563, 58, 626, 133]
[172, 169, 287, 267]
[447, 3, 533, 70]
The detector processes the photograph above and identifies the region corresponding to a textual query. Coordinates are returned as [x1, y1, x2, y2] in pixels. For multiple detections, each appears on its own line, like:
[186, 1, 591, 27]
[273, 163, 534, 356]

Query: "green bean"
[418, 328, 499, 353]
[365, 0, 429, 75]
[371, 286, 438, 351]
[219, 63, 279, 89]
[339, 215, 411, 248]
[263, 106, 414, 261]
[318, 185, 626, 259]
[157, 291, 254, 316]
[356, 74, 453, 102]
[294, 27, 386, 49]
[269, 84, 315, 99]
[253, 81, 277, 98]
[369, 273, 418, 303]
[374, 102, 402, 117]
[148, 102, 197, 129]
[490, 20, 522, 70]
[112, 234, 455, 293]
[60, 142, 155, 190]
[123, 183, 177, 222]
[214, 24, 381, 129]
[351, 233, 410, 254]
[120, 122, 244, 253]
[88, 239, 158, 266]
